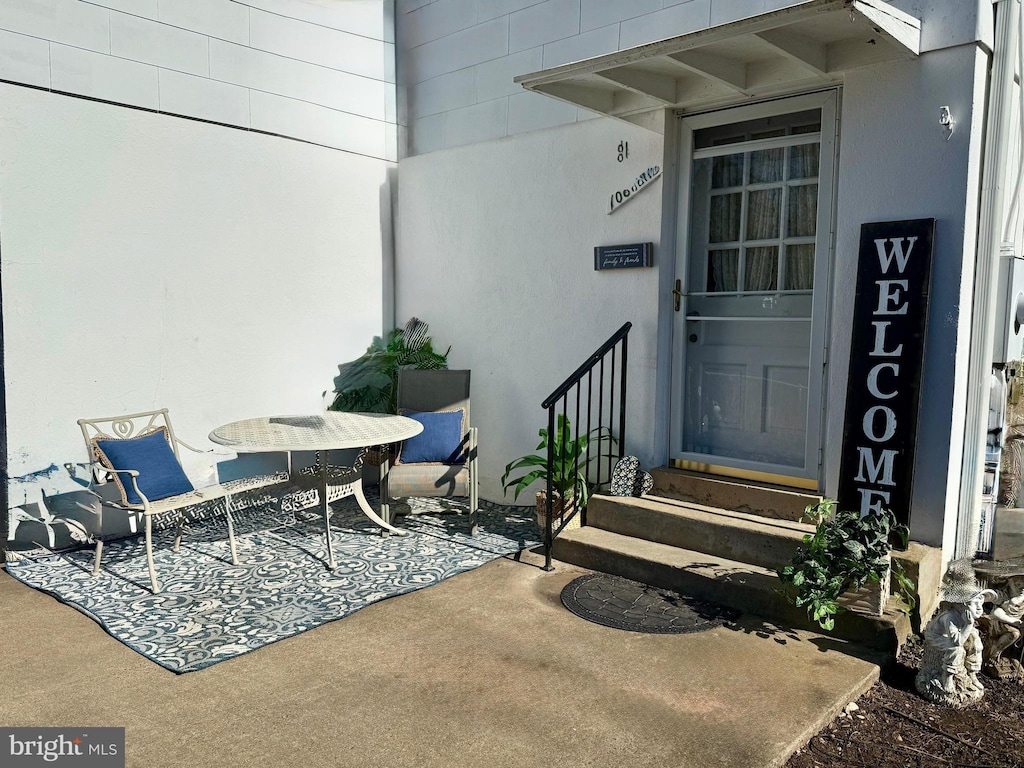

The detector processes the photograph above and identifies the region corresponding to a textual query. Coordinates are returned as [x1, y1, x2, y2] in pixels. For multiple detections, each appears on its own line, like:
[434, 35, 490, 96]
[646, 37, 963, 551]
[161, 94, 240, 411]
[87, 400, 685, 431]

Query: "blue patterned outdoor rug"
[6, 491, 539, 673]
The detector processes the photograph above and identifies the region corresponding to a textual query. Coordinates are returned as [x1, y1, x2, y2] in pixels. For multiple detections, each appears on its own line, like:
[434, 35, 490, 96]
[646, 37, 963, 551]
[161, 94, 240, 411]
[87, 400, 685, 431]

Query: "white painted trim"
[655, 107, 682, 466]
[754, 28, 829, 78]
[957, 0, 1020, 556]
[593, 68, 678, 106]
[668, 112, 695, 467]
[808, 89, 839, 489]
[852, 0, 922, 55]
[666, 51, 750, 95]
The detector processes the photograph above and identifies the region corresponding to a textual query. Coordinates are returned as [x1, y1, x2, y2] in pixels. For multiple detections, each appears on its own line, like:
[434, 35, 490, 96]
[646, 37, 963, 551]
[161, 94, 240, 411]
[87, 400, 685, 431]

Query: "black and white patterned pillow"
[610, 456, 653, 497]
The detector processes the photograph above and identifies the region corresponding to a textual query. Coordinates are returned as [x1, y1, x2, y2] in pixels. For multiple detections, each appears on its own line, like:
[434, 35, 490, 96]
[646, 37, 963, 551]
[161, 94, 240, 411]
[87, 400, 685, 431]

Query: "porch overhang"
[513, 0, 920, 132]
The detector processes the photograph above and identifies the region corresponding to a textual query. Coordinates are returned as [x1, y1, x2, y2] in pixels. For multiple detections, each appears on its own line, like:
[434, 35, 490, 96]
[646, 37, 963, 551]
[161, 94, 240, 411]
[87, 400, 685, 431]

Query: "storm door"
[671, 92, 837, 485]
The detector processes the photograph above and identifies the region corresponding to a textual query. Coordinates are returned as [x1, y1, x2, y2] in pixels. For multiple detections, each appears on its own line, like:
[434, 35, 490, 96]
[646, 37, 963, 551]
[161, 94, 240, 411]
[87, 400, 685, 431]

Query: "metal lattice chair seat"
[384, 464, 471, 499]
[140, 473, 288, 516]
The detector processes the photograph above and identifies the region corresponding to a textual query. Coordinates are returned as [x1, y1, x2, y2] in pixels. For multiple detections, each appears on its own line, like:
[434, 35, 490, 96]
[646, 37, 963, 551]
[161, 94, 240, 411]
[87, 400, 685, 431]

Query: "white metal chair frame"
[78, 408, 285, 593]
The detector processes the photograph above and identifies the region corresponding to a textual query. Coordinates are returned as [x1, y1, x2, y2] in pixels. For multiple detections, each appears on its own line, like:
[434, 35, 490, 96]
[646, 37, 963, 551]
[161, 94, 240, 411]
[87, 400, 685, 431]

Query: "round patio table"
[209, 412, 423, 569]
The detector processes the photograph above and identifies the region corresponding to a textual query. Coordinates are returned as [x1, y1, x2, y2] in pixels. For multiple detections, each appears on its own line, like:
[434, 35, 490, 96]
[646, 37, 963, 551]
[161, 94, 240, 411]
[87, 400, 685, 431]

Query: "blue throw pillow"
[94, 428, 195, 506]
[398, 409, 465, 464]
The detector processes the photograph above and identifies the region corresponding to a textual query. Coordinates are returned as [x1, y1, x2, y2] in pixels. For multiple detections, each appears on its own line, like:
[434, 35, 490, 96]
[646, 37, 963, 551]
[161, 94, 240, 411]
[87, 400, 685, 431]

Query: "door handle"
[673, 279, 683, 312]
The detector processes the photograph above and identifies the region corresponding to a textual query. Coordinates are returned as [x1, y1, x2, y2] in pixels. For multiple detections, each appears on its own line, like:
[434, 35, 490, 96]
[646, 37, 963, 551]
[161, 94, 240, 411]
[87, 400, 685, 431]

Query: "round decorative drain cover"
[560, 573, 740, 634]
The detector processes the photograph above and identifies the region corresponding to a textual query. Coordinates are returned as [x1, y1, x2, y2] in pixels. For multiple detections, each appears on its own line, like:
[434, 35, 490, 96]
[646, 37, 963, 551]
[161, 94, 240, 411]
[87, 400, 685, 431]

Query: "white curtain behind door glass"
[703, 140, 820, 292]
[786, 244, 815, 289]
[709, 248, 739, 291]
[745, 143, 781, 289]
[786, 141, 820, 290]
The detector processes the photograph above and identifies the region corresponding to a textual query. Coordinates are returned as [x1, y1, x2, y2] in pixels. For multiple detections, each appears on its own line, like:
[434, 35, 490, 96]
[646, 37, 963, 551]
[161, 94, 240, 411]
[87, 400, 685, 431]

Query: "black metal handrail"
[540, 322, 631, 570]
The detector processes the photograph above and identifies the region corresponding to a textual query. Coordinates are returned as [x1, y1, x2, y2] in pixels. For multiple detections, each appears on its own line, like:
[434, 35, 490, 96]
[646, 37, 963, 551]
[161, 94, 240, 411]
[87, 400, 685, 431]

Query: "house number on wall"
[617, 141, 629, 162]
[608, 165, 661, 214]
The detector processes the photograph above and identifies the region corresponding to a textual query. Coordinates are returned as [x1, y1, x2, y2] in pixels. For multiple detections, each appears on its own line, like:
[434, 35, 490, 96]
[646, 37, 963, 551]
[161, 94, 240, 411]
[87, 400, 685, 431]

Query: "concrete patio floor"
[0, 548, 886, 768]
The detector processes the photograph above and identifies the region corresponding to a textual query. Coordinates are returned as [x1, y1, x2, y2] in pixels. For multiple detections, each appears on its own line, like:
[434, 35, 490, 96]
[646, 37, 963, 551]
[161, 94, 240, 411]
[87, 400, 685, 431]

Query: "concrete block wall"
[397, 0, 810, 155]
[397, 0, 993, 156]
[0, 0, 398, 160]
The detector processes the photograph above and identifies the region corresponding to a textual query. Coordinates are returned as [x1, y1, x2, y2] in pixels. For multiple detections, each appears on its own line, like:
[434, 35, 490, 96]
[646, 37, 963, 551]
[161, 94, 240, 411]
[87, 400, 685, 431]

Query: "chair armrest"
[175, 439, 207, 454]
[92, 463, 139, 478]
[90, 464, 151, 510]
[175, 438, 232, 456]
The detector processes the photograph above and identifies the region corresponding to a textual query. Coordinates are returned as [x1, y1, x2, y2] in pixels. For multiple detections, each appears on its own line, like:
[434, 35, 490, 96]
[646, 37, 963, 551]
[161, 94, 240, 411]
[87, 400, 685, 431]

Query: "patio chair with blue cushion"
[380, 369, 478, 535]
[77, 408, 287, 593]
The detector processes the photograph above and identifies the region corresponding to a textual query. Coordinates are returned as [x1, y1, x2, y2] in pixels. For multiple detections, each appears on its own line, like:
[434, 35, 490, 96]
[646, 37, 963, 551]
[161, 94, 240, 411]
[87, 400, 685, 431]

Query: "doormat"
[6, 491, 539, 673]
[560, 573, 740, 634]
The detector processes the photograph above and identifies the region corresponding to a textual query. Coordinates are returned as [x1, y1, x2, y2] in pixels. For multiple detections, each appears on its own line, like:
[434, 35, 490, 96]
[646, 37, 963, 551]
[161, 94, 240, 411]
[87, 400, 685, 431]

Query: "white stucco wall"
[1, 83, 391, 505]
[396, 117, 663, 501]
[826, 44, 989, 556]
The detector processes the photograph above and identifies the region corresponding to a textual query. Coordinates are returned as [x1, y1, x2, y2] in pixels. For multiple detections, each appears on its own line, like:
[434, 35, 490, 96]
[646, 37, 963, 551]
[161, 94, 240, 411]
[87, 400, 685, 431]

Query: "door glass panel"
[746, 188, 782, 240]
[788, 130, 820, 179]
[709, 194, 741, 242]
[787, 184, 818, 237]
[695, 111, 820, 149]
[712, 153, 744, 188]
[750, 147, 784, 183]
[745, 246, 779, 291]
[707, 249, 739, 291]
[785, 244, 815, 290]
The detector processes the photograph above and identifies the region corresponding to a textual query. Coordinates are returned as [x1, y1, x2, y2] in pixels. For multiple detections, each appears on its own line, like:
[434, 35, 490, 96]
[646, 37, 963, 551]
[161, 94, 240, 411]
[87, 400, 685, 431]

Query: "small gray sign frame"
[594, 243, 653, 270]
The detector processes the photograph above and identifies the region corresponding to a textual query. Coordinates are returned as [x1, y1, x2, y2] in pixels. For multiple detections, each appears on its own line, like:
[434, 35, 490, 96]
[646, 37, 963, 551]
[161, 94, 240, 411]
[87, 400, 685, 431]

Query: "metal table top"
[209, 412, 423, 452]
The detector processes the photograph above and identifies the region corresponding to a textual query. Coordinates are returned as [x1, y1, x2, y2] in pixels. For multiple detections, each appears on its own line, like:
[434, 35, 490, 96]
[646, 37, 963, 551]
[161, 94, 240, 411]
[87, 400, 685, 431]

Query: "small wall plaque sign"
[594, 243, 653, 270]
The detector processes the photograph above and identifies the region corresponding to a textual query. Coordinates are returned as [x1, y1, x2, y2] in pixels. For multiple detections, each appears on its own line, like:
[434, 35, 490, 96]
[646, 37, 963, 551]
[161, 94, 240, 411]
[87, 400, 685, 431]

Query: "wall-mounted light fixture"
[939, 106, 955, 140]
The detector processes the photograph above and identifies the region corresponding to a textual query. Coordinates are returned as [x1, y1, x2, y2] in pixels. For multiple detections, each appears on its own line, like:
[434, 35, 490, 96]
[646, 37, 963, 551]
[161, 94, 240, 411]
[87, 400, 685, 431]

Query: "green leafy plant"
[328, 318, 450, 414]
[777, 499, 916, 631]
[500, 414, 616, 506]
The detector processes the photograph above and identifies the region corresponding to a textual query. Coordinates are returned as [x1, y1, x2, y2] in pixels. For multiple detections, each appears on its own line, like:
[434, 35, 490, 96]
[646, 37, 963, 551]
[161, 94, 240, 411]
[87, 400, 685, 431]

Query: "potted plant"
[328, 317, 450, 414]
[500, 414, 615, 534]
[777, 498, 916, 631]
[327, 318, 450, 474]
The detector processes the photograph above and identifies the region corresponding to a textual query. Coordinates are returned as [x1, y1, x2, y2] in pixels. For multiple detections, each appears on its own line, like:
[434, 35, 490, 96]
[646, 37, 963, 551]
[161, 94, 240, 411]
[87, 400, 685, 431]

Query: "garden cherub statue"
[976, 562, 1024, 680]
[915, 559, 996, 707]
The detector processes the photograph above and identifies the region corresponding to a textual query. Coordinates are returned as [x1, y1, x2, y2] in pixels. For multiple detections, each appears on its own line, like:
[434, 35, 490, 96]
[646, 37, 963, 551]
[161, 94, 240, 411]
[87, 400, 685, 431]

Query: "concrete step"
[651, 466, 822, 522]
[587, 493, 815, 572]
[553, 525, 912, 650]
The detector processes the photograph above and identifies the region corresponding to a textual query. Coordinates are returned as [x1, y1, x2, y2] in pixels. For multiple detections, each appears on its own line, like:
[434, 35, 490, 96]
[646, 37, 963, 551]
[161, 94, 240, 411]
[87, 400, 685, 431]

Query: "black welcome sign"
[837, 218, 934, 530]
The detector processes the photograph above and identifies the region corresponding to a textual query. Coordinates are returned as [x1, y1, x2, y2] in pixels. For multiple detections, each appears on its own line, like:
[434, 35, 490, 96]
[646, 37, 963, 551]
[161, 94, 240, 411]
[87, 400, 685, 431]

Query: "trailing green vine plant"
[777, 498, 916, 631]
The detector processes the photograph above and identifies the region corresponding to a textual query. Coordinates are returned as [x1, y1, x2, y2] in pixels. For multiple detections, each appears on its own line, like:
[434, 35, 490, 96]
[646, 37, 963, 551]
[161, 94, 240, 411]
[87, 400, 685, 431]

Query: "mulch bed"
[785, 636, 1024, 768]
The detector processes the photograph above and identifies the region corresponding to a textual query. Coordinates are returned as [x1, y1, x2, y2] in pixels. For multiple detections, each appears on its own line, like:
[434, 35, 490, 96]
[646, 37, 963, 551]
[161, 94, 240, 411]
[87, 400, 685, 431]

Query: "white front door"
[671, 92, 837, 486]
